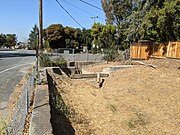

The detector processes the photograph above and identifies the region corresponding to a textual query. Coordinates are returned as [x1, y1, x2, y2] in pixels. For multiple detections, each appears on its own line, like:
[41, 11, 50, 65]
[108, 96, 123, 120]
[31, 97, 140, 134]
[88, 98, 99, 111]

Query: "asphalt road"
[0, 49, 36, 110]
[0, 49, 102, 109]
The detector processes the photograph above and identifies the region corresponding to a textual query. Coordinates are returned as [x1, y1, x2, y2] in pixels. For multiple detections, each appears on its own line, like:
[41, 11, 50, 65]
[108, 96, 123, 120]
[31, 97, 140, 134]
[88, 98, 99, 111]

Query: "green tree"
[157, 0, 180, 41]
[91, 23, 117, 50]
[81, 28, 92, 50]
[0, 34, 6, 47]
[101, 0, 114, 24]
[44, 24, 65, 49]
[5, 34, 17, 48]
[91, 23, 103, 47]
[103, 0, 180, 45]
[28, 24, 39, 50]
[75, 28, 83, 49]
[64, 26, 79, 48]
[102, 24, 116, 48]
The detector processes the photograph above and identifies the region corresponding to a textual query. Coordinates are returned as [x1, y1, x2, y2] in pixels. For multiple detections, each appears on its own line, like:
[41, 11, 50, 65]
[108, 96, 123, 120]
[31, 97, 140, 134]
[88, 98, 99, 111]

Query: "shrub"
[102, 48, 119, 62]
[52, 56, 67, 67]
[39, 53, 51, 67]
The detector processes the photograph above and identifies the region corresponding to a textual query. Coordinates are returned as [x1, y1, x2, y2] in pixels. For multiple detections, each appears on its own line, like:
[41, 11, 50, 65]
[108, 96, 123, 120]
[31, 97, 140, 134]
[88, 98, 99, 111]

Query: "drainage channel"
[47, 70, 75, 135]
[46, 67, 96, 135]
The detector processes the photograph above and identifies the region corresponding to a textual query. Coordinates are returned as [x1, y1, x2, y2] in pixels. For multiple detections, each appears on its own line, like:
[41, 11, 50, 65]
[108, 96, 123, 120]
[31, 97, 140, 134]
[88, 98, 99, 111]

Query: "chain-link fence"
[6, 69, 36, 135]
[51, 53, 103, 62]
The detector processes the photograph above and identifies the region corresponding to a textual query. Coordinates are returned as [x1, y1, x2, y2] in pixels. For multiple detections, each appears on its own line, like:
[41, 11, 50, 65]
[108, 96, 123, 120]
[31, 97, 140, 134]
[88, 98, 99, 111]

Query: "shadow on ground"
[0, 53, 35, 58]
[47, 71, 75, 135]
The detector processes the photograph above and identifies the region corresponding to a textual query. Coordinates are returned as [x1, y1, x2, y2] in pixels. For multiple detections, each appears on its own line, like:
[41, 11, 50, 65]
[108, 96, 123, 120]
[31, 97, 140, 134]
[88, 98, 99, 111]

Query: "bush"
[52, 56, 67, 67]
[39, 53, 51, 67]
[102, 48, 119, 62]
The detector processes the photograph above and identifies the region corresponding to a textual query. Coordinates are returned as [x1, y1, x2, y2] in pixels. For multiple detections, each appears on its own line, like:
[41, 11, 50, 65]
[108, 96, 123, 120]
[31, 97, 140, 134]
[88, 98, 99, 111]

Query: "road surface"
[0, 49, 36, 110]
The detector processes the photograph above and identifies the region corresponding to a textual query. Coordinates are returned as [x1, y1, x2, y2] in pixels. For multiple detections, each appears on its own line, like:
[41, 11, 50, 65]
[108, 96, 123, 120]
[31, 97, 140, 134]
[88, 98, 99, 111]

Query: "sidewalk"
[29, 69, 53, 135]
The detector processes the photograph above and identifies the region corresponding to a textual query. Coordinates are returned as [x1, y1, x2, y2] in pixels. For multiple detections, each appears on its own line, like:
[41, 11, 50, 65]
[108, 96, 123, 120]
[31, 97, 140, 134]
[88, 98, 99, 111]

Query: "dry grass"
[50, 59, 180, 135]
[0, 67, 34, 134]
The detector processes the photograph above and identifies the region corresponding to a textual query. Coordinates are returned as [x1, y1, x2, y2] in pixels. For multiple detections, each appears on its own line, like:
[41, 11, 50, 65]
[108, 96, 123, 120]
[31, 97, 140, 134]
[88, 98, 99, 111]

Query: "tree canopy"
[91, 23, 117, 50]
[44, 24, 92, 50]
[0, 33, 17, 48]
[28, 24, 39, 49]
[44, 24, 65, 49]
[64, 26, 79, 48]
[101, 0, 180, 45]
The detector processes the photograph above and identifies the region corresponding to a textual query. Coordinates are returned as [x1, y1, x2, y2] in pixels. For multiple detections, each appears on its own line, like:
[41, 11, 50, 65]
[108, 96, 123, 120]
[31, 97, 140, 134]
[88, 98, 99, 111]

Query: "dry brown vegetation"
[0, 67, 33, 135]
[49, 59, 180, 135]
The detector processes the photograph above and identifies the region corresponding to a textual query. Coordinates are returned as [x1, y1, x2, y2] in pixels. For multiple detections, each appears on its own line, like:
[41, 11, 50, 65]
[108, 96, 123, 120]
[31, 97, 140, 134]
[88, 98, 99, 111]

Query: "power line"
[55, 0, 84, 28]
[61, 0, 94, 16]
[61, 0, 104, 21]
[79, 0, 103, 11]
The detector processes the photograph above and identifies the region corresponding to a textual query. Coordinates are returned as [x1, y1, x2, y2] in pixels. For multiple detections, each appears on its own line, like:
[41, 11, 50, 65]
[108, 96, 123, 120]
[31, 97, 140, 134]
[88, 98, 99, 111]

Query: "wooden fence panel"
[176, 42, 180, 58]
[152, 43, 167, 57]
[130, 43, 139, 59]
[130, 41, 180, 59]
[167, 42, 180, 58]
[130, 41, 150, 59]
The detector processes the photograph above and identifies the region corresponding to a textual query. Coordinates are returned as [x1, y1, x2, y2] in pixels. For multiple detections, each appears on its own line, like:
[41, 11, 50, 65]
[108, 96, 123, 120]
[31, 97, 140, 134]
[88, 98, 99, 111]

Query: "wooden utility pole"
[36, 0, 43, 73]
[39, 0, 43, 53]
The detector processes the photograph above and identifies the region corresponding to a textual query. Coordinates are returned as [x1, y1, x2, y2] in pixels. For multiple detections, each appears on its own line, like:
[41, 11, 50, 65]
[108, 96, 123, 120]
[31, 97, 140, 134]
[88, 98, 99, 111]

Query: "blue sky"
[0, 0, 105, 42]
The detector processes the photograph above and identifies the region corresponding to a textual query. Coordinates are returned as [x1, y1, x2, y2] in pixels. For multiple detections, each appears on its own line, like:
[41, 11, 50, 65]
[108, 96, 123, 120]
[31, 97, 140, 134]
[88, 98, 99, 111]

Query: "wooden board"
[71, 73, 109, 79]
[152, 43, 168, 57]
[130, 41, 150, 59]
[176, 42, 180, 58]
[167, 42, 180, 58]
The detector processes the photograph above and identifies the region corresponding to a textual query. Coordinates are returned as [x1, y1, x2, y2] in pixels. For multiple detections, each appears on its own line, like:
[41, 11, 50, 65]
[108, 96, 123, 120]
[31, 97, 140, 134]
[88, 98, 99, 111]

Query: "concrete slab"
[29, 85, 52, 135]
[103, 65, 135, 73]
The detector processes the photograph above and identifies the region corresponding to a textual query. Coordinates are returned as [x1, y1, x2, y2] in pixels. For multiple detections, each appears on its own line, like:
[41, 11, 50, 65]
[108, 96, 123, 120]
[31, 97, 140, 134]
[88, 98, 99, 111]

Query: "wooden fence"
[130, 41, 180, 59]
[166, 42, 180, 58]
[130, 40, 152, 60]
[151, 42, 168, 57]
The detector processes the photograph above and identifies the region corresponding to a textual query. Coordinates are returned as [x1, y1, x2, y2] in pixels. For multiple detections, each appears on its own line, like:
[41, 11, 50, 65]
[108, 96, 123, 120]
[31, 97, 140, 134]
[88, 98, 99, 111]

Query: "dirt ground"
[49, 59, 180, 135]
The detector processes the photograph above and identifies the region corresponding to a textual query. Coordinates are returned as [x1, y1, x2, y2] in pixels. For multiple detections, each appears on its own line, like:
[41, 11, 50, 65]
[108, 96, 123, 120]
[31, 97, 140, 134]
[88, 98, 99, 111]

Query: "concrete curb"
[29, 69, 53, 135]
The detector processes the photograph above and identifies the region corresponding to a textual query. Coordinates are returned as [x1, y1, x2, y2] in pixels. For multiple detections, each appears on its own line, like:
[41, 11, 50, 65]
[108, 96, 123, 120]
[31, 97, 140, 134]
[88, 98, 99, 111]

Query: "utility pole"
[36, 0, 43, 73]
[91, 16, 98, 54]
[91, 16, 98, 24]
[39, 0, 43, 52]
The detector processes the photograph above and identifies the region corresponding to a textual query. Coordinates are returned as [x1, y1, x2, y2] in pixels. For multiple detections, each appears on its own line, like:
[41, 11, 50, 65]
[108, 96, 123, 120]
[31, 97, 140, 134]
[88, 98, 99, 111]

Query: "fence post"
[166, 41, 170, 57]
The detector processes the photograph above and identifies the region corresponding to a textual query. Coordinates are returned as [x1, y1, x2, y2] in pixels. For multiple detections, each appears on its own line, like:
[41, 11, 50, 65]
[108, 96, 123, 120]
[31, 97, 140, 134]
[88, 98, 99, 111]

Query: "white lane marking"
[0, 63, 34, 74]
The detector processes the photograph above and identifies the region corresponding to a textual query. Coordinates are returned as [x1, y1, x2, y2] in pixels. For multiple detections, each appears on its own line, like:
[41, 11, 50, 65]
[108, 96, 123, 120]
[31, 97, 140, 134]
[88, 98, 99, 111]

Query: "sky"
[0, 0, 105, 42]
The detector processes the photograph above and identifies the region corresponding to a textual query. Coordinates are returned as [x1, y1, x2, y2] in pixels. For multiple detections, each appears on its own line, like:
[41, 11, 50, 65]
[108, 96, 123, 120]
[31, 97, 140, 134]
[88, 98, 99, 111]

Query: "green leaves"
[91, 23, 117, 49]
[102, 0, 180, 44]
[28, 24, 39, 50]
[44, 24, 65, 49]
[156, 0, 180, 41]
[0, 34, 17, 48]
[101, 0, 114, 24]
[0, 34, 6, 47]
[44, 24, 93, 50]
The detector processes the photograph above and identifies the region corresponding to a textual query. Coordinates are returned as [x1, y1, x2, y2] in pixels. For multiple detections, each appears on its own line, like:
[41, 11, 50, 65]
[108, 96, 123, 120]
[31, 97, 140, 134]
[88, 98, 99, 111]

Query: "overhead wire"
[79, 0, 103, 11]
[61, 0, 95, 17]
[55, 0, 84, 28]
[61, 0, 104, 21]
